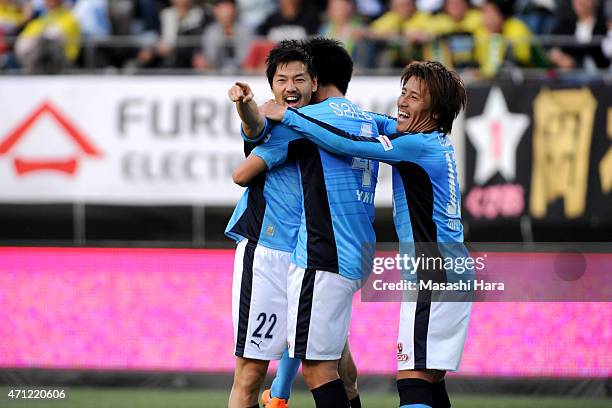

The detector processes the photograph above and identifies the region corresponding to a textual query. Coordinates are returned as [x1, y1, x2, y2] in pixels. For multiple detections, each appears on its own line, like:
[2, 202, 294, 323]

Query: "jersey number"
[252, 313, 276, 339]
[352, 158, 374, 187]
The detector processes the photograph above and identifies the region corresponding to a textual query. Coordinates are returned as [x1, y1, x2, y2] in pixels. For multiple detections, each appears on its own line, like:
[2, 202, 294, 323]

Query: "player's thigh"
[397, 300, 472, 372]
[233, 241, 289, 360]
[287, 265, 360, 361]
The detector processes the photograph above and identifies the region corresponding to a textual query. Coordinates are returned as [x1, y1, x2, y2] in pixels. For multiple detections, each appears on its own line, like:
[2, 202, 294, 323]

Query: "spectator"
[319, 0, 365, 56]
[108, 0, 137, 35]
[73, 0, 111, 38]
[431, 0, 483, 35]
[602, 0, 612, 63]
[369, 0, 431, 42]
[473, 0, 534, 77]
[236, 0, 276, 30]
[426, 0, 483, 68]
[107, 0, 160, 36]
[196, 0, 250, 71]
[15, 0, 81, 72]
[0, 0, 27, 69]
[0, 0, 25, 34]
[368, 0, 432, 66]
[354, 0, 384, 20]
[137, 0, 210, 68]
[515, 0, 557, 34]
[256, 0, 320, 42]
[548, 0, 610, 71]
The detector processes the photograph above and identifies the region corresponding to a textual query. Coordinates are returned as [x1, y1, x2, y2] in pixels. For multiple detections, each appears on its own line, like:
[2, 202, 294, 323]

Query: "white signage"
[0, 76, 447, 206]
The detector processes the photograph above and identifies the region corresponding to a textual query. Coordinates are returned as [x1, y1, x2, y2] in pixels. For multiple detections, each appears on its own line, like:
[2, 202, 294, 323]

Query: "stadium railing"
[0, 34, 610, 80]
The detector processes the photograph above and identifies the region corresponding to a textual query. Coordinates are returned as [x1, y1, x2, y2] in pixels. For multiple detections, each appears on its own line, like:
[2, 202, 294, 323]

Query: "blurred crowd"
[0, 0, 611, 76]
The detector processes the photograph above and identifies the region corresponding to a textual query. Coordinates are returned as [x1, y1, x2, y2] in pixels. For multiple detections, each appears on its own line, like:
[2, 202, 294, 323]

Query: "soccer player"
[260, 61, 472, 408]
[261, 340, 359, 408]
[225, 43, 317, 408]
[234, 38, 380, 408]
[258, 38, 365, 408]
[235, 38, 365, 408]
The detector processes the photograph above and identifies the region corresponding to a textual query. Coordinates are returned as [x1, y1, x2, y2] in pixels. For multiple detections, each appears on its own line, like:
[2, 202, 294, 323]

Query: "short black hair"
[265, 40, 316, 87]
[303, 37, 353, 95]
[485, 0, 514, 19]
[401, 61, 466, 134]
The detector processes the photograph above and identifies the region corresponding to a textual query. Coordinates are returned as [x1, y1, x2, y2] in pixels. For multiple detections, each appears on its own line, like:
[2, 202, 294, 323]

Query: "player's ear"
[312, 78, 318, 93]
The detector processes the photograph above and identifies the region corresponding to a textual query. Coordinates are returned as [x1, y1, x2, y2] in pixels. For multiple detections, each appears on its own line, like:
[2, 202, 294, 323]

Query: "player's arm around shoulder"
[232, 125, 301, 186]
[368, 111, 398, 136]
[280, 105, 406, 163]
[232, 154, 267, 187]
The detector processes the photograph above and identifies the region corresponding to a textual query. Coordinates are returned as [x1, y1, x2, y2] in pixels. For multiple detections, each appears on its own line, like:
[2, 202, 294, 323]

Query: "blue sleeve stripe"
[288, 107, 380, 144]
[241, 117, 270, 144]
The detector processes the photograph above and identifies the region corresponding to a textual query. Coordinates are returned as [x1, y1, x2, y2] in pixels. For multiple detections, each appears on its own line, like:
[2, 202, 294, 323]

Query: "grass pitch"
[3, 388, 609, 407]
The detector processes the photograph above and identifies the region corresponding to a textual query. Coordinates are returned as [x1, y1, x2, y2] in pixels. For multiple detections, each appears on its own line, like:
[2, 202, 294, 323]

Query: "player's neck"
[313, 86, 343, 103]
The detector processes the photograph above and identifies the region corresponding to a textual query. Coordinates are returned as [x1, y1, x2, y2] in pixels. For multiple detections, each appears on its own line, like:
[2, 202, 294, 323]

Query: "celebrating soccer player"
[261, 60, 472, 408]
[225, 43, 316, 408]
[231, 38, 380, 408]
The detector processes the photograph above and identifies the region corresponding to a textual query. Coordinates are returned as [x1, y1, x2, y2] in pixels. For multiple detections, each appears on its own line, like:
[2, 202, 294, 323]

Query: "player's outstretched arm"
[228, 82, 265, 139]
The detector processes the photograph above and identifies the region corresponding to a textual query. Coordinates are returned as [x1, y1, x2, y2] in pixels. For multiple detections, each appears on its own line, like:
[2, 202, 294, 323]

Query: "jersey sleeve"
[281, 107, 423, 164]
[251, 124, 302, 169]
[368, 111, 398, 135]
[240, 117, 273, 144]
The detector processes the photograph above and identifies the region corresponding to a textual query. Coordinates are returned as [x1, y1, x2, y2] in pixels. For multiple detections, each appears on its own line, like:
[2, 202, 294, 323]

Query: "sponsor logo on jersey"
[397, 342, 409, 361]
[377, 135, 393, 151]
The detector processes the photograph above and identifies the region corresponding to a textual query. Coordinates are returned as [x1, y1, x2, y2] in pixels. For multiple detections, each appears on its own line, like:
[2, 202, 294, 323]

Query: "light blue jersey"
[225, 120, 302, 252]
[278, 107, 472, 374]
[280, 108, 464, 244]
[252, 97, 380, 280]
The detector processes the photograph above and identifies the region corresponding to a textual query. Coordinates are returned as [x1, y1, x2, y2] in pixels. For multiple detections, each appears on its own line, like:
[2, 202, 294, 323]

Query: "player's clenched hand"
[228, 82, 254, 103]
[259, 100, 287, 121]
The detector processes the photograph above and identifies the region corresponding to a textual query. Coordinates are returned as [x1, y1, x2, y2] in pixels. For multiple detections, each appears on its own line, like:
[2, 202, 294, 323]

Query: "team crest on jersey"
[263, 133, 272, 143]
[397, 342, 409, 361]
[377, 135, 393, 151]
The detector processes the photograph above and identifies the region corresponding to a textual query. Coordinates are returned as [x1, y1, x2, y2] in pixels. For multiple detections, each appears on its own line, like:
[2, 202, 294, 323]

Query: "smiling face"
[271, 60, 317, 108]
[397, 76, 437, 133]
